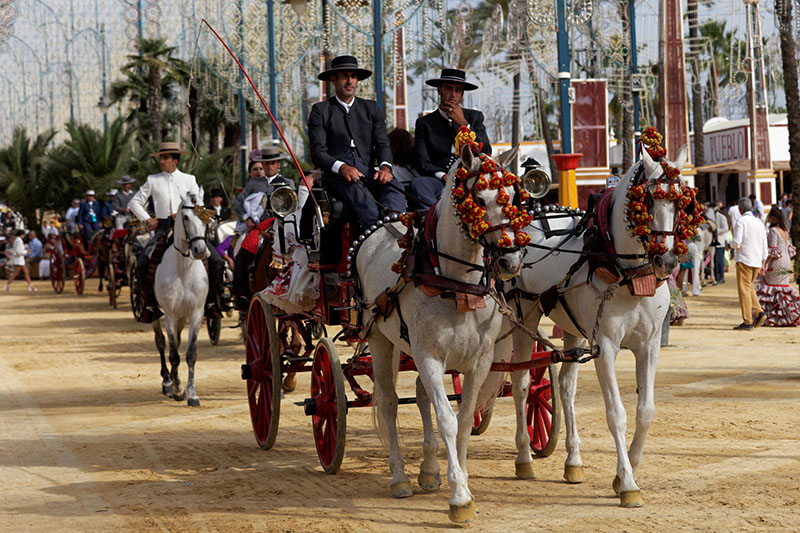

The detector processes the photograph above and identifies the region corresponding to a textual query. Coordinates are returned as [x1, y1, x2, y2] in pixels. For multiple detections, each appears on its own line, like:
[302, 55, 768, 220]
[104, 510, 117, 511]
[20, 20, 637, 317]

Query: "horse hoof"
[173, 391, 186, 402]
[390, 480, 413, 499]
[282, 373, 297, 393]
[563, 464, 585, 484]
[187, 398, 200, 407]
[515, 462, 536, 480]
[417, 472, 441, 492]
[162, 384, 173, 397]
[448, 500, 477, 523]
[612, 475, 621, 495]
[620, 490, 644, 508]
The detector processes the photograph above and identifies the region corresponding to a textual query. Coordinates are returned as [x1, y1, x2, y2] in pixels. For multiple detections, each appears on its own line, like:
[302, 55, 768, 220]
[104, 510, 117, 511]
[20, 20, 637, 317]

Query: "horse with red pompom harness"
[478, 128, 702, 508]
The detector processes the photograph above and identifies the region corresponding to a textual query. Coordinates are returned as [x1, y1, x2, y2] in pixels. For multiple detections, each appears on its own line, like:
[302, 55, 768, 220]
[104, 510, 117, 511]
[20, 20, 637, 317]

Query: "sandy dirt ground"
[1, 276, 800, 532]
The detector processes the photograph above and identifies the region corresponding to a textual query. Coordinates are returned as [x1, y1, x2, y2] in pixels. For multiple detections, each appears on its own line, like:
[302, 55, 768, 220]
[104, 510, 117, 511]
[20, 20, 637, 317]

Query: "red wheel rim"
[50, 254, 64, 293]
[527, 345, 554, 453]
[74, 259, 84, 294]
[246, 297, 274, 446]
[311, 343, 338, 469]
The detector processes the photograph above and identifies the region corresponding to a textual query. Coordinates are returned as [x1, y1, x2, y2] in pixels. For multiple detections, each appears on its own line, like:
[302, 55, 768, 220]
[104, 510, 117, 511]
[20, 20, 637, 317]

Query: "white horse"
[481, 145, 690, 507]
[153, 191, 211, 407]
[356, 144, 524, 523]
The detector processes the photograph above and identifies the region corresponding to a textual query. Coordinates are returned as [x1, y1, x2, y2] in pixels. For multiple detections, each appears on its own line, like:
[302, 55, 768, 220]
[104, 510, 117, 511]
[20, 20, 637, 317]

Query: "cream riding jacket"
[129, 169, 202, 221]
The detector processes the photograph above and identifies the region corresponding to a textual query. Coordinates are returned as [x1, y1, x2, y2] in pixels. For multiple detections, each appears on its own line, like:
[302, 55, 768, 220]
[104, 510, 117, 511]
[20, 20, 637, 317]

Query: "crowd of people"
[665, 192, 799, 330]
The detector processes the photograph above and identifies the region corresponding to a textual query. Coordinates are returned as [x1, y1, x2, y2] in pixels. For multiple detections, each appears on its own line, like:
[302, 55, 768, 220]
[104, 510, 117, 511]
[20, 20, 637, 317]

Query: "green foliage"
[0, 127, 55, 226]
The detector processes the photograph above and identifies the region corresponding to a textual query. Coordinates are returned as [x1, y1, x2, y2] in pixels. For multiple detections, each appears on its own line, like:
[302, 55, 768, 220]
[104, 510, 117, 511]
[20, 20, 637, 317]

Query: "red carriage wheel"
[310, 338, 347, 474]
[74, 258, 85, 295]
[50, 253, 64, 294]
[107, 250, 117, 308]
[527, 358, 561, 457]
[451, 374, 493, 435]
[245, 294, 282, 450]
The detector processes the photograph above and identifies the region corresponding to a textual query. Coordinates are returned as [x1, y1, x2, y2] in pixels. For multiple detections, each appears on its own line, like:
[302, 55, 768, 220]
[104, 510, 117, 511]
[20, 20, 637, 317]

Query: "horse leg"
[593, 338, 642, 507]
[561, 333, 585, 483]
[153, 319, 172, 396]
[185, 310, 203, 407]
[165, 318, 185, 402]
[371, 331, 411, 498]
[627, 335, 660, 482]
[415, 356, 476, 523]
[509, 330, 536, 479]
[415, 375, 441, 491]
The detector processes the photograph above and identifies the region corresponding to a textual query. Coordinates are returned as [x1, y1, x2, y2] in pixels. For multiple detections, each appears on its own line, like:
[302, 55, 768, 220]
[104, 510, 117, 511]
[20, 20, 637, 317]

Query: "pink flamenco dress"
[755, 227, 800, 326]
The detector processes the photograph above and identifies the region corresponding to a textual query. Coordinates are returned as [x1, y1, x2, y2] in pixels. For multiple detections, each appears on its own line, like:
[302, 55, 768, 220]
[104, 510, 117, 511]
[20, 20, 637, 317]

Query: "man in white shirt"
[731, 197, 768, 330]
[713, 202, 729, 283]
[129, 141, 225, 323]
[65, 199, 80, 234]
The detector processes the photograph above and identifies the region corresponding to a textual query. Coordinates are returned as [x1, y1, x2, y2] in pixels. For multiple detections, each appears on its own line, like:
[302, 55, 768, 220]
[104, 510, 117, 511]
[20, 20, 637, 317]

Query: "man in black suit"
[410, 69, 492, 209]
[308, 55, 405, 227]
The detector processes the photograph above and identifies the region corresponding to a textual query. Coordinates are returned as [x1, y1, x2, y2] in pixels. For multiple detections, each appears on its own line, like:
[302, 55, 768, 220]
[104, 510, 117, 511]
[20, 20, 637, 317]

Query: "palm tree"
[0, 128, 55, 227]
[776, 0, 800, 247]
[45, 118, 136, 210]
[113, 37, 189, 143]
[698, 20, 735, 118]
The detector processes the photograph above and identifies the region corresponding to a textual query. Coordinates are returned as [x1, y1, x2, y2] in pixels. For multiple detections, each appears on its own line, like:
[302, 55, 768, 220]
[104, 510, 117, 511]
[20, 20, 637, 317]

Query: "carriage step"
[284, 355, 312, 364]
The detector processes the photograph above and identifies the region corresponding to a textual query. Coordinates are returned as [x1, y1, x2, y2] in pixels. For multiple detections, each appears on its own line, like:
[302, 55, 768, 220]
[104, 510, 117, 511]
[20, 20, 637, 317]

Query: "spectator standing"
[732, 197, 768, 330]
[26, 230, 42, 265]
[755, 206, 800, 326]
[713, 202, 730, 283]
[3, 230, 36, 291]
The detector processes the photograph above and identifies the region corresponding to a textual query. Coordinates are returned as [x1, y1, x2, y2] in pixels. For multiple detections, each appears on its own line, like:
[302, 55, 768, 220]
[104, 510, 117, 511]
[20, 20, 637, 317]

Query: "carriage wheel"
[129, 265, 143, 322]
[74, 258, 85, 295]
[527, 360, 561, 457]
[50, 253, 64, 294]
[245, 294, 282, 450]
[207, 315, 222, 346]
[107, 252, 117, 309]
[451, 374, 493, 435]
[310, 338, 347, 474]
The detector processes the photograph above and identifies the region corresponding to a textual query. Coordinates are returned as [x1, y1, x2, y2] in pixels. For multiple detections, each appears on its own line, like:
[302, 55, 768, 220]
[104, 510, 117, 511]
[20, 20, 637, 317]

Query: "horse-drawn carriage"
[239, 155, 578, 475]
[49, 228, 100, 295]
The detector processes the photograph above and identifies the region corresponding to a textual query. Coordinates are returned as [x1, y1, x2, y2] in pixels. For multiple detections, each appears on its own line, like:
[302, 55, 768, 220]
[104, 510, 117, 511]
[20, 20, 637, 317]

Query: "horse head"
[622, 144, 693, 279]
[177, 188, 211, 261]
[444, 141, 529, 281]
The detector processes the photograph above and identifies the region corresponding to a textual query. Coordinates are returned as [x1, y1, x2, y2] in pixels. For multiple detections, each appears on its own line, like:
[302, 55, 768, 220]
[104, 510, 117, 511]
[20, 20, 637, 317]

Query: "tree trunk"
[777, 0, 800, 247]
[510, 63, 521, 174]
[536, 88, 557, 179]
[148, 65, 162, 143]
[618, 0, 633, 169]
[688, 0, 707, 202]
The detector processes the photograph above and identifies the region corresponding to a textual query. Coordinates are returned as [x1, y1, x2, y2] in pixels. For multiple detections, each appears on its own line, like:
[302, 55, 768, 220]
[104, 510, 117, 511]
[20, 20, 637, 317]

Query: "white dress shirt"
[732, 211, 768, 268]
[129, 169, 201, 221]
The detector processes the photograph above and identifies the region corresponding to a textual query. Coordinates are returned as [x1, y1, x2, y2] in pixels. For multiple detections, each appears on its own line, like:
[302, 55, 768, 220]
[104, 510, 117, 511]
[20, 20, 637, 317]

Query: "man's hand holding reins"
[340, 164, 363, 183]
[146, 217, 158, 230]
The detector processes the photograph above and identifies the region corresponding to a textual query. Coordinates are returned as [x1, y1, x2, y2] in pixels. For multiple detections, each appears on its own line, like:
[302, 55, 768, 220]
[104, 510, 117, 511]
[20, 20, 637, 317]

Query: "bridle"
[173, 204, 207, 258]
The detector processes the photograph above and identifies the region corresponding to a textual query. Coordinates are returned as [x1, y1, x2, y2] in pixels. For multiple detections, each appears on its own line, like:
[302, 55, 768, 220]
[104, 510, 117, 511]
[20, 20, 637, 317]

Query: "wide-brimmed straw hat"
[149, 141, 189, 157]
[85, 189, 96, 196]
[249, 146, 286, 162]
[425, 68, 479, 91]
[318, 55, 372, 81]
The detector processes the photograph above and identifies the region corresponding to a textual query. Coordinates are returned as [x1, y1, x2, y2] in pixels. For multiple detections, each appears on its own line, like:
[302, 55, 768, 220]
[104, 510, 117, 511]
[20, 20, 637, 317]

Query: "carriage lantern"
[269, 186, 299, 218]
[520, 160, 551, 199]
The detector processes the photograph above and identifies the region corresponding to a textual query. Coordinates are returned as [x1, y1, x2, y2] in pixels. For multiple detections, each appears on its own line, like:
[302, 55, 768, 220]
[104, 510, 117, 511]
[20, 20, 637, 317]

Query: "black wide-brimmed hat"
[119, 175, 135, 184]
[210, 188, 225, 198]
[318, 55, 372, 81]
[425, 68, 479, 91]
